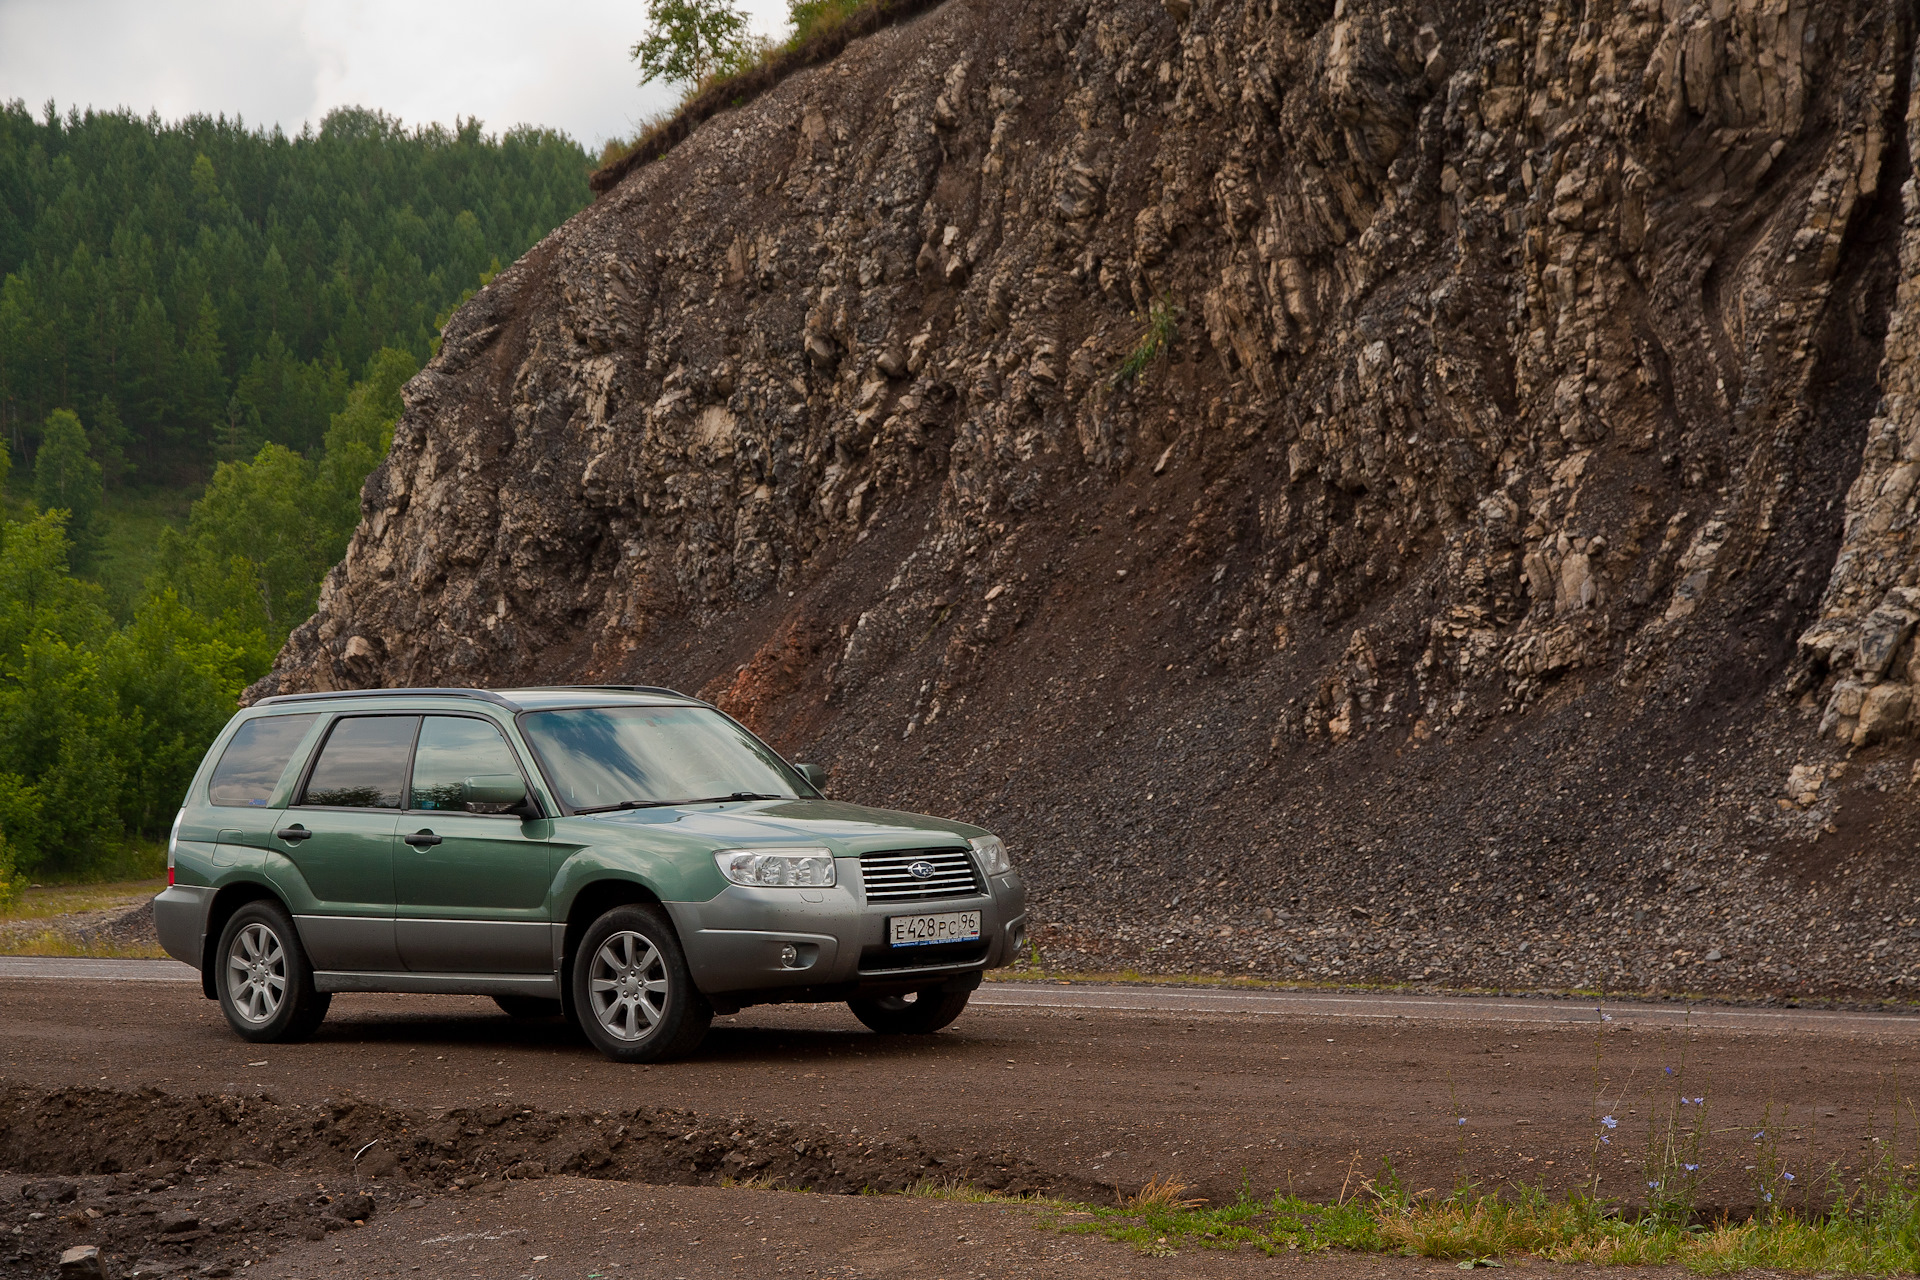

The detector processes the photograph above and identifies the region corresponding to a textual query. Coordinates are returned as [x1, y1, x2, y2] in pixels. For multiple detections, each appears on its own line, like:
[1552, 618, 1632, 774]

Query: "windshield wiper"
[574, 792, 786, 815]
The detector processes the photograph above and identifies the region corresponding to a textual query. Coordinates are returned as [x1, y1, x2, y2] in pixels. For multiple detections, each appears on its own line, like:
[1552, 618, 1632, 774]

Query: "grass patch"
[0, 930, 166, 959]
[0, 877, 164, 923]
[899, 1174, 1920, 1274]
[0, 871, 164, 958]
[1112, 294, 1179, 387]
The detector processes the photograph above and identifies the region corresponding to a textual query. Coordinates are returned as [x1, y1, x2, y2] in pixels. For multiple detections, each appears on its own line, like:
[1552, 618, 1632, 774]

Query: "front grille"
[859, 848, 982, 902]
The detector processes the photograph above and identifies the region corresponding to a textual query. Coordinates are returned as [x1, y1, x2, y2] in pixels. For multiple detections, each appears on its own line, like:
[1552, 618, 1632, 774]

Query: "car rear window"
[207, 714, 319, 807]
[300, 716, 420, 809]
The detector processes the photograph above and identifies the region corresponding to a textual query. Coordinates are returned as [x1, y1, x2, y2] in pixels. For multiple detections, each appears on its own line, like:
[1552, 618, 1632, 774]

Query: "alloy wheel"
[226, 922, 286, 1024]
[588, 930, 669, 1041]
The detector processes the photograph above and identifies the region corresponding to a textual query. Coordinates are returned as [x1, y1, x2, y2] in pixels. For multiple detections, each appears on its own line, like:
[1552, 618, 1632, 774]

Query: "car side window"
[208, 714, 319, 807]
[410, 716, 523, 811]
[299, 716, 420, 809]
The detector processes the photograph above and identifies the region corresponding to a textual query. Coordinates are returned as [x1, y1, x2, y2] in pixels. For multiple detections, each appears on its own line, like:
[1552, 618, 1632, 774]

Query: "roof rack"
[511, 684, 691, 699]
[254, 687, 521, 709]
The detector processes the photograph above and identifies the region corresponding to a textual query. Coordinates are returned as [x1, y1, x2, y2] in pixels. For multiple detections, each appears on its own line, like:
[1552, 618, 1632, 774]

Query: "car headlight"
[714, 848, 836, 888]
[970, 834, 1012, 876]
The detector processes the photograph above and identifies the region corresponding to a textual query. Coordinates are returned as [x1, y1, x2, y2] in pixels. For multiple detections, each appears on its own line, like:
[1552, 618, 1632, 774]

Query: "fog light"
[779, 944, 800, 968]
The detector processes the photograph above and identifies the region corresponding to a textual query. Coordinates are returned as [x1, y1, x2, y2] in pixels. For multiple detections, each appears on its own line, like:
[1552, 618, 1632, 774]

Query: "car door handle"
[275, 825, 312, 843]
[403, 830, 442, 847]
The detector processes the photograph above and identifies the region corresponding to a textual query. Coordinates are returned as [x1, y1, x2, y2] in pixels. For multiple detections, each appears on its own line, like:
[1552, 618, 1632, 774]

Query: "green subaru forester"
[153, 686, 1027, 1062]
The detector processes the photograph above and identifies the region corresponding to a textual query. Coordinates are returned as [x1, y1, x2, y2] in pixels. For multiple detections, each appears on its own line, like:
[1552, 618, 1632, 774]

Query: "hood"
[558, 798, 984, 856]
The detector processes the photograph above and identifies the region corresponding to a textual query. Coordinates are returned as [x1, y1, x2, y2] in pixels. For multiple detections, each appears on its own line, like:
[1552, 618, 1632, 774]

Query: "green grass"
[1112, 295, 1179, 387]
[894, 1173, 1920, 1274]
[0, 877, 165, 922]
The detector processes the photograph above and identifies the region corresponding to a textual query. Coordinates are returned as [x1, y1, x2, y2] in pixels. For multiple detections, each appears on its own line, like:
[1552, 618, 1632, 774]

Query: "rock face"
[258, 0, 1920, 999]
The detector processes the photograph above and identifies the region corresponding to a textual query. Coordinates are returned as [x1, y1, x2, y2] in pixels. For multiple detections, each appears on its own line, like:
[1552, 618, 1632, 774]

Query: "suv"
[153, 686, 1026, 1062]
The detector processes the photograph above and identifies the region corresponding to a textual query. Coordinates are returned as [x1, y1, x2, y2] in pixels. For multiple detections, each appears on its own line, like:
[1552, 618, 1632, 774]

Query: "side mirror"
[794, 763, 828, 794]
[463, 774, 530, 814]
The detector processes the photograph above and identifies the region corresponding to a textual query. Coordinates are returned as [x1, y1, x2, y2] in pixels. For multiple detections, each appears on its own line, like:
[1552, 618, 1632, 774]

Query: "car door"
[392, 714, 554, 974]
[275, 715, 416, 971]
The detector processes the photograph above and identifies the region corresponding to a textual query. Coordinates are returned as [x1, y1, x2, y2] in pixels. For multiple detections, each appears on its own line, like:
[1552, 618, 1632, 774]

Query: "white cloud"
[0, 0, 795, 148]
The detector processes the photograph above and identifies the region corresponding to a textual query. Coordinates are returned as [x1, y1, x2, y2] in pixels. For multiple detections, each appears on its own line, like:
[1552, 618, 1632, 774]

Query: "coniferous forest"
[0, 101, 593, 885]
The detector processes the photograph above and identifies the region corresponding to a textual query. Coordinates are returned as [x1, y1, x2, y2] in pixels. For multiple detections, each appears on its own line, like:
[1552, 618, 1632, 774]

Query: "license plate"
[888, 911, 982, 947]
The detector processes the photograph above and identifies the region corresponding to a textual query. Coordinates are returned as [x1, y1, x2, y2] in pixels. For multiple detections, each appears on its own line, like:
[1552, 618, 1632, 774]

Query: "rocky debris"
[255, 0, 1920, 999]
[55, 1246, 105, 1280]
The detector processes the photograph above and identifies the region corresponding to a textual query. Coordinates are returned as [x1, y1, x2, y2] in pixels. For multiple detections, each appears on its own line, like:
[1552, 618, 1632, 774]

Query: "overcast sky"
[0, 0, 794, 150]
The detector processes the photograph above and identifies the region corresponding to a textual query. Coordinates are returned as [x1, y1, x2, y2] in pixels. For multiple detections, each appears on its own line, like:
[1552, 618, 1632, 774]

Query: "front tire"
[849, 988, 970, 1034]
[215, 900, 330, 1043]
[569, 905, 710, 1063]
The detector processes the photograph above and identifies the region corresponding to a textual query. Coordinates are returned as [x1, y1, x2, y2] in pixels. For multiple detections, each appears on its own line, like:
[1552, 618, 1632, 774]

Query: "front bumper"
[666, 864, 1025, 1008]
[152, 885, 215, 970]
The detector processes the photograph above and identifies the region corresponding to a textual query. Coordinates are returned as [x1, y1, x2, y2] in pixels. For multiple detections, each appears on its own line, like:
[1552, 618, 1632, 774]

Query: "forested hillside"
[0, 102, 590, 481]
[0, 103, 594, 887]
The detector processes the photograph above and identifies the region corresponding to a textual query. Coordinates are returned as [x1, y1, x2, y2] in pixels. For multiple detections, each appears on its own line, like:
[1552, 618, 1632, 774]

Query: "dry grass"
[0, 878, 163, 922]
[0, 877, 163, 958]
[1126, 1177, 1206, 1210]
[0, 930, 167, 959]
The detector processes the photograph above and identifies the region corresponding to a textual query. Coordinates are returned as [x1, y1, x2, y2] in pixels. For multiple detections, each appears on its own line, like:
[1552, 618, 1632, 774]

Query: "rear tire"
[494, 995, 564, 1020]
[569, 905, 710, 1063]
[215, 900, 330, 1043]
[849, 988, 970, 1034]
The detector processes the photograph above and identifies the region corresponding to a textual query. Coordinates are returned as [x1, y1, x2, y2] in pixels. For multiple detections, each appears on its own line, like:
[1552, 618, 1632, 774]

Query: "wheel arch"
[199, 880, 287, 1001]
[560, 878, 668, 1021]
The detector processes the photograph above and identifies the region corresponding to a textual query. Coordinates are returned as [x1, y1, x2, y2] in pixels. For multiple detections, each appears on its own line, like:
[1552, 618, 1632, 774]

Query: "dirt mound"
[253, 0, 1920, 998]
[0, 1084, 1069, 1199]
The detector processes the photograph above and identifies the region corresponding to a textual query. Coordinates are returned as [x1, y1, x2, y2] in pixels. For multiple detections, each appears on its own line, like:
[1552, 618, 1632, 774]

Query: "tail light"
[167, 809, 182, 887]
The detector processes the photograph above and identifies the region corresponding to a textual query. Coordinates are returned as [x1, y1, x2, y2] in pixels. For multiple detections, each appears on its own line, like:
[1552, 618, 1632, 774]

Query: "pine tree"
[32, 408, 103, 570]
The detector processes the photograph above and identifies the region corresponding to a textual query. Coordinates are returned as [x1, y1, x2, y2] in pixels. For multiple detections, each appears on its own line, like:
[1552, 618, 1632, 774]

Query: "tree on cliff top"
[631, 0, 751, 90]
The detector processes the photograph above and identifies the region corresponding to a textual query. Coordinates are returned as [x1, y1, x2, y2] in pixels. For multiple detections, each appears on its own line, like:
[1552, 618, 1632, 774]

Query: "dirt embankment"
[251, 0, 1920, 998]
[0, 1080, 1069, 1277]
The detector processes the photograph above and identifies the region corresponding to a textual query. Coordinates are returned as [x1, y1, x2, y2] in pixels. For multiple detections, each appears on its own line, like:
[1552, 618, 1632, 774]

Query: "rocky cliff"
[256, 0, 1920, 1000]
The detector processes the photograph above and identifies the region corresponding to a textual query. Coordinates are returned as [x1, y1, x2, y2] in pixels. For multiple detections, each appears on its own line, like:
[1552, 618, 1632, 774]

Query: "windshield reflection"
[519, 705, 802, 813]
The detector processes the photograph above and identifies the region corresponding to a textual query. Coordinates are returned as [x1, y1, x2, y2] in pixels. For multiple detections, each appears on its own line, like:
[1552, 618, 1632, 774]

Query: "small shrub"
[1113, 295, 1179, 387]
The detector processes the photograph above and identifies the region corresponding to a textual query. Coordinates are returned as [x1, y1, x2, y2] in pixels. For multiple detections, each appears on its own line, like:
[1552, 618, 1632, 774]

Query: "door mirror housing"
[794, 763, 828, 794]
[463, 774, 531, 815]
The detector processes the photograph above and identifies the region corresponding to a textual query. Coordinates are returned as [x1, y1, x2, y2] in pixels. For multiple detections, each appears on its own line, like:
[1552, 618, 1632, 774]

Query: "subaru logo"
[907, 860, 937, 879]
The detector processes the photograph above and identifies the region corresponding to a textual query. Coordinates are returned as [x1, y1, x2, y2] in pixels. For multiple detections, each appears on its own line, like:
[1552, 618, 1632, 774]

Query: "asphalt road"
[5, 958, 1916, 1032]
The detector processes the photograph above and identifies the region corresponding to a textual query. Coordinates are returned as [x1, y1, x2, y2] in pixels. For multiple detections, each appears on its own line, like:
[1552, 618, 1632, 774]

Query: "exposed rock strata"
[258, 0, 1920, 1000]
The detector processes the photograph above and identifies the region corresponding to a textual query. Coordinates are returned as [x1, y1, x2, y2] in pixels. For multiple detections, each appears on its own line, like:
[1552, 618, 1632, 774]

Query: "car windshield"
[519, 705, 804, 813]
